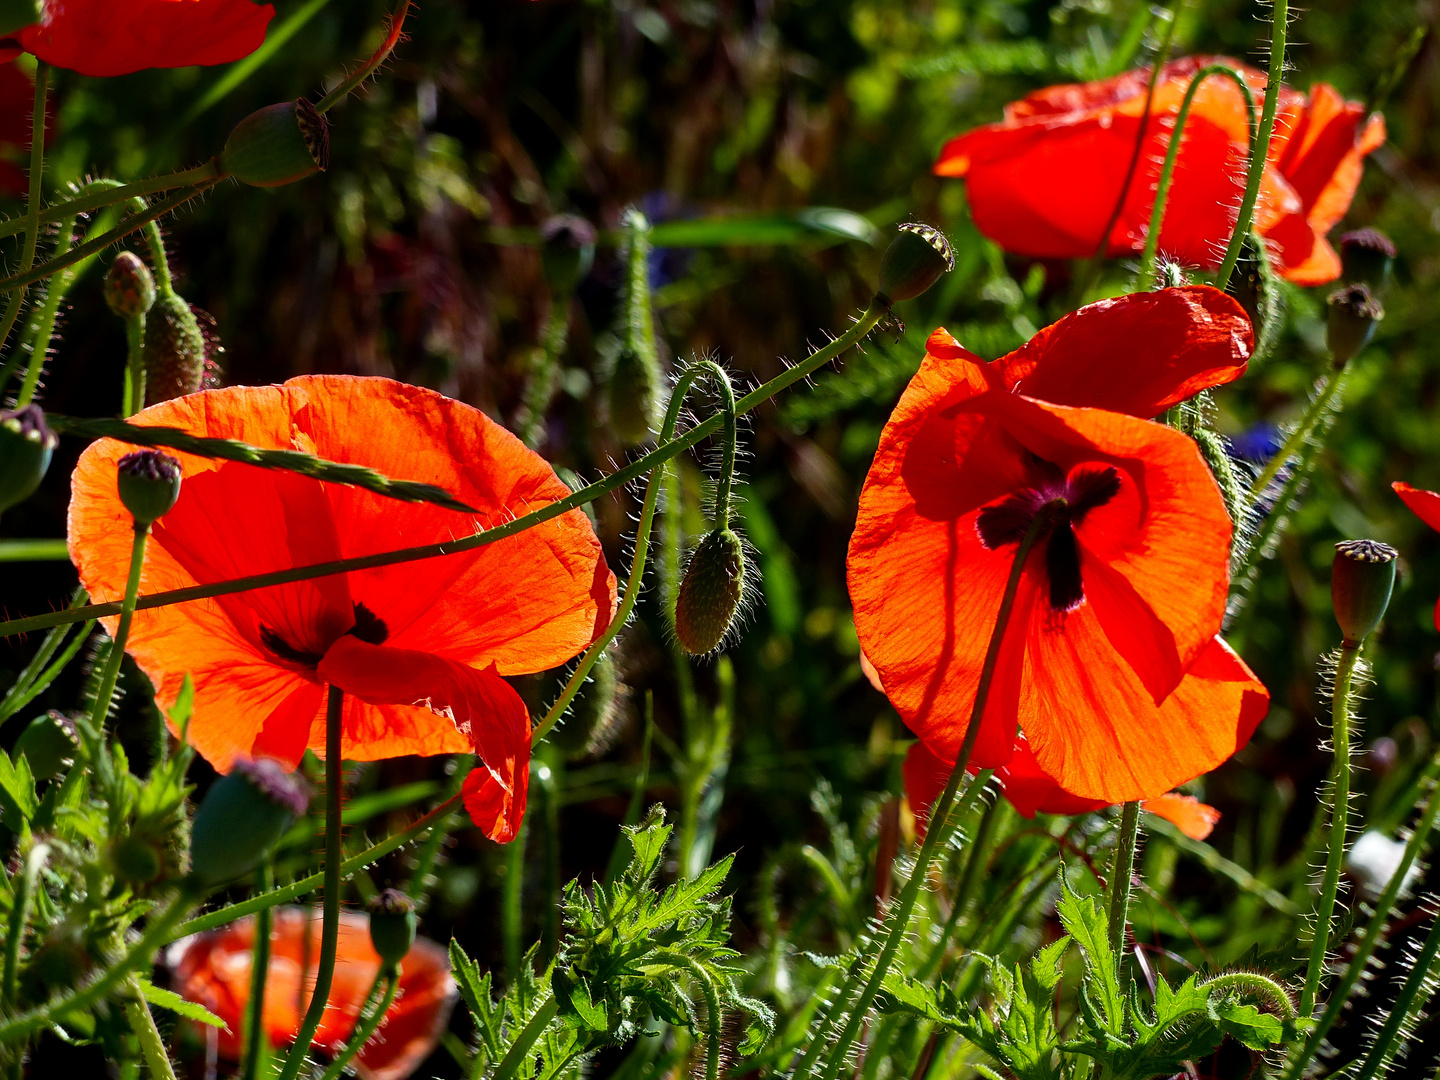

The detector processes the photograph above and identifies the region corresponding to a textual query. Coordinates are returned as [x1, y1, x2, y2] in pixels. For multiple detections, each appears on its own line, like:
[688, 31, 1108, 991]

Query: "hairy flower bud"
[143, 290, 207, 404]
[1340, 228, 1396, 292]
[190, 757, 309, 887]
[554, 649, 623, 760]
[608, 344, 661, 446]
[367, 888, 418, 967]
[876, 222, 954, 304]
[1326, 283, 1383, 366]
[0, 0, 41, 37]
[675, 527, 748, 655]
[0, 404, 57, 516]
[1332, 539, 1397, 646]
[219, 99, 329, 188]
[540, 214, 597, 296]
[14, 711, 78, 781]
[104, 252, 157, 320]
[117, 450, 182, 525]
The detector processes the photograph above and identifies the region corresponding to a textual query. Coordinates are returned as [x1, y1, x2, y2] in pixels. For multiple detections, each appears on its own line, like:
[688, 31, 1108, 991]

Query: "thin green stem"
[1, 844, 48, 1009]
[275, 686, 346, 1080]
[1247, 372, 1346, 508]
[318, 969, 399, 1080]
[1300, 641, 1361, 1016]
[0, 162, 221, 242]
[15, 212, 77, 407]
[240, 865, 275, 1080]
[501, 811, 527, 983]
[0, 63, 48, 358]
[1106, 801, 1143, 961]
[87, 524, 150, 784]
[519, 303, 571, 448]
[492, 993, 560, 1080]
[123, 316, 146, 418]
[1351, 906, 1440, 1080]
[1139, 64, 1256, 285]
[124, 977, 179, 1080]
[0, 300, 887, 641]
[915, 792, 1001, 982]
[1215, 0, 1288, 288]
[671, 361, 738, 526]
[315, 0, 413, 114]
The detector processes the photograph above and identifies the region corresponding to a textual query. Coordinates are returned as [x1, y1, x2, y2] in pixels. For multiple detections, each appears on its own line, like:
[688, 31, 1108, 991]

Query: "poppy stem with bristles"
[315, 0, 413, 115]
[240, 864, 275, 1080]
[318, 968, 399, 1080]
[275, 686, 346, 1080]
[124, 977, 179, 1080]
[0, 161, 222, 242]
[0, 62, 48, 370]
[1105, 800, 1143, 960]
[86, 522, 151, 787]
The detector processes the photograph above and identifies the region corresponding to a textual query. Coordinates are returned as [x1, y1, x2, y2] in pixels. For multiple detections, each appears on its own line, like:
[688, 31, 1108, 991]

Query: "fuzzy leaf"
[1056, 877, 1123, 1033]
[0, 749, 38, 824]
[1209, 999, 1284, 1051]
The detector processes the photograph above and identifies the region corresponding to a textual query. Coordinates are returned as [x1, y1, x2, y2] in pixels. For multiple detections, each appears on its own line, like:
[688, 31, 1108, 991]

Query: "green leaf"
[646, 208, 879, 248]
[1055, 876, 1123, 1033]
[137, 979, 225, 1027]
[0, 749, 38, 824]
[1210, 999, 1285, 1051]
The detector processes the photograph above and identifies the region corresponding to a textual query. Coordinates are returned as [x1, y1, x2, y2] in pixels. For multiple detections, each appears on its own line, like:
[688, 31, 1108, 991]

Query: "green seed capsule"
[1326, 283, 1384, 366]
[0, 405, 57, 516]
[117, 450, 182, 525]
[540, 214, 597, 296]
[674, 527, 747, 655]
[1340, 228, 1395, 292]
[220, 99, 330, 188]
[189, 758, 309, 887]
[367, 888, 418, 967]
[608, 344, 662, 446]
[1332, 539, 1397, 646]
[104, 252, 157, 320]
[876, 223, 954, 304]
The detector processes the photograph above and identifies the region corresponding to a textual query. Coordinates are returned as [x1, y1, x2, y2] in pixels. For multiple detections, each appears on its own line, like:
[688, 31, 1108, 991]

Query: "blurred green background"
[3, 0, 1440, 1075]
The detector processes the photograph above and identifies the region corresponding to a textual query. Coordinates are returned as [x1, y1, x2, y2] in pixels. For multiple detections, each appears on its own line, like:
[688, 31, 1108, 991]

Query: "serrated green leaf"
[0, 749, 38, 824]
[1056, 877, 1123, 1033]
[1031, 938, 1069, 994]
[1210, 999, 1284, 1051]
[137, 979, 225, 1027]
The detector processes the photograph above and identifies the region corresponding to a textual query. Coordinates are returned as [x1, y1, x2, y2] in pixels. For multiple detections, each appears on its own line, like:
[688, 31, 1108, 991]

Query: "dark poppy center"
[261, 601, 390, 668]
[975, 462, 1121, 612]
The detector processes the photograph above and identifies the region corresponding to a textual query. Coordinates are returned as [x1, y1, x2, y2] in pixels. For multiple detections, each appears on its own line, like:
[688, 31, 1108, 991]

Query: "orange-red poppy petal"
[1144, 792, 1220, 840]
[1394, 481, 1440, 533]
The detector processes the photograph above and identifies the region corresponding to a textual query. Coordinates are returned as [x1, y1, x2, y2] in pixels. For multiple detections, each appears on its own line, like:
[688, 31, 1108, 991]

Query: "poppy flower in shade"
[68, 376, 616, 843]
[903, 738, 1221, 841]
[1394, 482, 1440, 630]
[848, 294, 1269, 803]
[0, 0, 273, 78]
[167, 907, 456, 1080]
[935, 56, 1385, 285]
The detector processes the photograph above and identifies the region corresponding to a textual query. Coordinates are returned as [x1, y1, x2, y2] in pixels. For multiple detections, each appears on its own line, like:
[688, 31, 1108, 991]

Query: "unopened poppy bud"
[367, 888, 417, 967]
[608, 344, 661, 446]
[143, 290, 207, 404]
[1341, 228, 1396, 292]
[540, 215, 597, 296]
[0, 404, 57, 516]
[219, 99, 329, 188]
[1332, 539, 1397, 646]
[14, 711, 78, 781]
[190, 757, 309, 887]
[1327, 283, 1383, 366]
[117, 450, 182, 525]
[675, 527, 748, 655]
[104, 252, 157, 320]
[1155, 258, 1191, 290]
[876, 222, 954, 304]
[0, 0, 41, 37]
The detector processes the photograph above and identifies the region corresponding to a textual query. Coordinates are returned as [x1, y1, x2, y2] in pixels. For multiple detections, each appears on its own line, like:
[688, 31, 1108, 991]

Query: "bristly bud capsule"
[143, 290, 207, 404]
[675, 527, 748, 655]
[189, 757, 309, 887]
[1155, 258, 1191, 290]
[1327, 282, 1384, 366]
[14, 711, 78, 782]
[220, 99, 329, 188]
[876, 222, 954, 305]
[104, 252, 157, 320]
[0, 405, 58, 516]
[0, 0, 41, 37]
[117, 450, 182, 525]
[608, 344, 662, 446]
[1340, 228, 1396, 292]
[540, 214, 597, 296]
[1332, 539, 1397, 646]
[367, 888, 418, 967]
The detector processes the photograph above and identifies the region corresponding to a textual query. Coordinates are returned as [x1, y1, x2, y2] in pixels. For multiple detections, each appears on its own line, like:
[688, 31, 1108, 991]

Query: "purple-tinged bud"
[675, 527, 748, 655]
[367, 888, 417, 967]
[0, 405, 57, 515]
[1340, 228, 1396, 292]
[219, 99, 329, 188]
[104, 252, 156, 320]
[117, 450, 182, 525]
[540, 214, 597, 296]
[189, 757, 309, 887]
[877, 222, 954, 304]
[1327, 283, 1383, 366]
[1332, 539, 1397, 646]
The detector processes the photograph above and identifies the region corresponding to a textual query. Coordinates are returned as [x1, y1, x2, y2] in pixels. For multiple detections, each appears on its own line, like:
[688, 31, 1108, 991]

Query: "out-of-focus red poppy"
[848, 290, 1268, 803]
[167, 907, 456, 1080]
[0, 61, 38, 196]
[935, 56, 1385, 286]
[0, 0, 273, 78]
[903, 738, 1220, 840]
[68, 376, 616, 842]
[1394, 482, 1440, 630]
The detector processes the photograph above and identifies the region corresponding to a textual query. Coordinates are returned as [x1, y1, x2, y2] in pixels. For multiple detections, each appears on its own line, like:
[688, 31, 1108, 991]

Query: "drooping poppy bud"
[367, 888, 418, 968]
[14, 711, 78, 782]
[143, 290, 207, 404]
[876, 222, 954, 304]
[540, 214, 597, 296]
[117, 450, 182, 526]
[219, 100, 329, 188]
[189, 757, 309, 888]
[1340, 228, 1396, 292]
[104, 252, 157, 320]
[1326, 282, 1383, 366]
[1332, 539, 1397, 646]
[0, 0, 40, 38]
[0, 404, 57, 516]
[674, 527, 748, 655]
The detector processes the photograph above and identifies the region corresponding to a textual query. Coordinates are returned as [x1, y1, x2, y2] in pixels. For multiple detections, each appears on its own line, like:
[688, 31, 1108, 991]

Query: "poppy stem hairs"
[0, 61, 45, 357]
[1105, 800, 1143, 959]
[316, 969, 401, 1080]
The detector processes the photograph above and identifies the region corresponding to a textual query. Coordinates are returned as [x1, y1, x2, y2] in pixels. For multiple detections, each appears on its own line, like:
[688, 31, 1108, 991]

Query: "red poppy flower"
[1394, 482, 1440, 630]
[903, 737, 1220, 841]
[68, 376, 616, 842]
[167, 907, 456, 1080]
[935, 56, 1385, 285]
[848, 289, 1268, 803]
[0, 0, 273, 78]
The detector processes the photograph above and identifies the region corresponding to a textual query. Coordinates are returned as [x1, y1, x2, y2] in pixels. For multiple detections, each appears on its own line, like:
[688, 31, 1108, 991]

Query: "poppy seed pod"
[0, 405, 58, 516]
[1332, 539, 1397, 646]
[367, 888, 418, 968]
[675, 527, 748, 655]
[0, 0, 41, 37]
[1327, 282, 1384, 366]
[219, 99, 329, 188]
[1340, 228, 1396, 292]
[143, 290, 207, 404]
[540, 214, 597, 296]
[117, 450, 182, 526]
[104, 252, 157, 320]
[876, 223, 955, 304]
[190, 757, 309, 887]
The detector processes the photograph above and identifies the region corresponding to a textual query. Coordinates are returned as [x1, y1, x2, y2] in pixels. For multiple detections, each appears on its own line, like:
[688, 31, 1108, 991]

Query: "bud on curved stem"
[0, 405, 57, 517]
[107, 253, 158, 416]
[610, 209, 666, 445]
[366, 888, 417, 967]
[219, 100, 329, 188]
[190, 758, 309, 886]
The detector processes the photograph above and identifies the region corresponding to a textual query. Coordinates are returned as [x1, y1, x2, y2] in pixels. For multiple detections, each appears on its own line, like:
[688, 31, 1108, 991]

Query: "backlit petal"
[1143, 792, 1220, 840]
